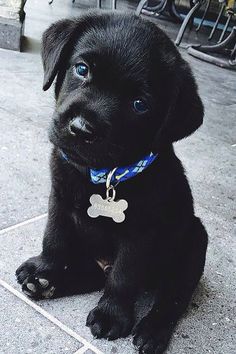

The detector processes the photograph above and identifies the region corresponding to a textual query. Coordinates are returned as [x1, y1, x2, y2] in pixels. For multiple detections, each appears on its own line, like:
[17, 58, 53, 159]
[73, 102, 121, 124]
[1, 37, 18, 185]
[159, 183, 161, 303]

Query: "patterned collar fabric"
[90, 152, 157, 184]
[60, 149, 158, 185]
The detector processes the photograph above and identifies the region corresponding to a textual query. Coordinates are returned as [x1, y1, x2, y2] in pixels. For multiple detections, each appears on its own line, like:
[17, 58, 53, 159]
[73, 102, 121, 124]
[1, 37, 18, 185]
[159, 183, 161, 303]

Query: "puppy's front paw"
[86, 299, 133, 340]
[16, 255, 59, 300]
[133, 315, 172, 354]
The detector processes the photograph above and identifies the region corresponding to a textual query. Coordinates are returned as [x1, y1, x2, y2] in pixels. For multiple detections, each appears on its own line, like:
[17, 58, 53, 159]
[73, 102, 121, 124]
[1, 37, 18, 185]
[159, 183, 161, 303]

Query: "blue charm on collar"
[90, 152, 157, 184]
[60, 149, 157, 185]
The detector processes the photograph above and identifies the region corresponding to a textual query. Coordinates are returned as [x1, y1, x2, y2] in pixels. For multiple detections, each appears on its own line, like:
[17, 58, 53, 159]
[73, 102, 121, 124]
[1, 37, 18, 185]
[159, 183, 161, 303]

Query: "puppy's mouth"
[49, 128, 88, 165]
[49, 125, 124, 169]
[59, 147, 88, 165]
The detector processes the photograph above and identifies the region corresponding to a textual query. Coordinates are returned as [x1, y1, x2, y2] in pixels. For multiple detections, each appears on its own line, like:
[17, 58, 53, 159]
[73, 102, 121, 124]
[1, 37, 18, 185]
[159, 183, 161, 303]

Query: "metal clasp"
[106, 185, 116, 201]
[106, 168, 117, 201]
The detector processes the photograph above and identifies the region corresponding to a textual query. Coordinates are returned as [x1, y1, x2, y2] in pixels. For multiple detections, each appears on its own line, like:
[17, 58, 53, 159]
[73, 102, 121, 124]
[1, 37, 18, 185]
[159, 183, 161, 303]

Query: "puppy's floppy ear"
[152, 62, 204, 152]
[41, 19, 78, 91]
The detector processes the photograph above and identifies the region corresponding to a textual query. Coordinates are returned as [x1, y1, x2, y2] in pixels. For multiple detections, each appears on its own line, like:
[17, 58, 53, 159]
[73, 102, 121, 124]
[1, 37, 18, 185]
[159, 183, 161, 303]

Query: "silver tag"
[87, 194, 128, 223]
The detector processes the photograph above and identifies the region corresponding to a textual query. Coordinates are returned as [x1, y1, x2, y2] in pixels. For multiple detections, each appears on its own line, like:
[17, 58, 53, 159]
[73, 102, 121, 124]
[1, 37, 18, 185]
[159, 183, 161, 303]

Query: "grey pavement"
[0, 0, 236, 353]
[0, 0, 25, 51]
[0, 285, 81, 354]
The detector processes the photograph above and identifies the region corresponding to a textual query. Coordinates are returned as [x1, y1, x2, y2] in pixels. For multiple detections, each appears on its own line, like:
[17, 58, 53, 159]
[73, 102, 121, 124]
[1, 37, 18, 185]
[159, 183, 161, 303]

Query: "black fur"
[16, 12, 208, 353]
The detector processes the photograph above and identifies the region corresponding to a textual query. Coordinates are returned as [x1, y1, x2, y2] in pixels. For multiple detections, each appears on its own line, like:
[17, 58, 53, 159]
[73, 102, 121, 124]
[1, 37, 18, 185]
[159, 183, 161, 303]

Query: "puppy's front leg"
[133, 218, 208, 354]
[16, 189, 104, 298]
[16, 189, 74, 298]
[86, 240, 144, 340]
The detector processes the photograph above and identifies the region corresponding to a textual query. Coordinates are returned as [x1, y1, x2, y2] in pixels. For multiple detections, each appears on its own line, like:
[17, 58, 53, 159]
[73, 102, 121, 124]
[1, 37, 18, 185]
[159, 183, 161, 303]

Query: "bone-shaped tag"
[87, 194, 128, 223]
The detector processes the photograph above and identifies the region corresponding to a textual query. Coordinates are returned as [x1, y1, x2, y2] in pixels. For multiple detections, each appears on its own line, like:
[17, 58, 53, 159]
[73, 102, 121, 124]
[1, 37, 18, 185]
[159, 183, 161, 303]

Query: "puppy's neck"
[59, 148, 159, 185]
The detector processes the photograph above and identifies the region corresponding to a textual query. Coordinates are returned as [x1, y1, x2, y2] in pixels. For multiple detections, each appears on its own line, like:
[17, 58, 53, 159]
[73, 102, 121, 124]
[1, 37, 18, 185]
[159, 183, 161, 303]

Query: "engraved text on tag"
[87, 194, 128, 223]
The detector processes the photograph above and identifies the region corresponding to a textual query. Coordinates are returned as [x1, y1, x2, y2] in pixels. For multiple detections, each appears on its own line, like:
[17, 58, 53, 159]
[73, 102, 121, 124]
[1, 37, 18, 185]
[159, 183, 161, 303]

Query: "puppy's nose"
[69, 117, 95, 142]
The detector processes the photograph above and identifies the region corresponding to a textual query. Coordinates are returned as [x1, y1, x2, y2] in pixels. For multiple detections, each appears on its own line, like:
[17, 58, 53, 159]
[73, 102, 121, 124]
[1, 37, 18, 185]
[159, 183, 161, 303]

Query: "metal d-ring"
[106, 186, 116, 201]
[106, 168, 118, 189]
[106, 168, 118, 201]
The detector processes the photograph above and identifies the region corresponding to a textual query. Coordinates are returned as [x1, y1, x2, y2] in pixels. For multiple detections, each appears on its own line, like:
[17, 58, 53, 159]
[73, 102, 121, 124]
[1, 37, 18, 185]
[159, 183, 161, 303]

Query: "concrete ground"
[0, 0, 235, 353]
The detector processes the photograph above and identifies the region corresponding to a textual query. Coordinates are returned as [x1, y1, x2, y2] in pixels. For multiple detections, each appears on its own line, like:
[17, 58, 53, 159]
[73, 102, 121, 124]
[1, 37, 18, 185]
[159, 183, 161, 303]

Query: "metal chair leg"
[196, 0, 211, 31]
[188, 46, 236, 68]
[111, 0, 117, 10]
[193, 26, 236, 52]
[229, 42, 236, 65]
[188, 26, 236, 69]
[218, 13, 233, 43]
[144, 0, 166, 12]
[231, 42, 236, 58]
[136, 0, 148, 15]
[136, 0, 183, 22]
[208, 2, 225, 40]
[169, 0, 183, 22]
[164, 0, 183, 22]
[175, 0, 205, 46]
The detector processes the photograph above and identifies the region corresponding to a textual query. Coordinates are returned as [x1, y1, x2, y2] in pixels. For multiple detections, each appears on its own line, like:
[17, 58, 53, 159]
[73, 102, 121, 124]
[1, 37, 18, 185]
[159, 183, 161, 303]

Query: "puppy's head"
[42, 12, 203, 168]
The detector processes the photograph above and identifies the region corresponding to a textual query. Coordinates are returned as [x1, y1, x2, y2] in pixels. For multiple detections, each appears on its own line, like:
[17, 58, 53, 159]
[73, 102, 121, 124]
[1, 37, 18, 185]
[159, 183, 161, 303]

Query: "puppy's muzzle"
[69, 116, 96, 143]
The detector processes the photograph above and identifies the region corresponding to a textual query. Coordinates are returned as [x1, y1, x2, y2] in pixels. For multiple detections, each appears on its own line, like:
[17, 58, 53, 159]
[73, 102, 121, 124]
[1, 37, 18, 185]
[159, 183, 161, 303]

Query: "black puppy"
[16, 12, 208, 353]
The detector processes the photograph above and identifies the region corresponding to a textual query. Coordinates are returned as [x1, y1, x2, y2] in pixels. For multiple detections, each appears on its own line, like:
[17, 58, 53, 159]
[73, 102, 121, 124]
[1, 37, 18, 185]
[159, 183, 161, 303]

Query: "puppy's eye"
[133, 99, 148, 113]
[75, 63, 89, 79]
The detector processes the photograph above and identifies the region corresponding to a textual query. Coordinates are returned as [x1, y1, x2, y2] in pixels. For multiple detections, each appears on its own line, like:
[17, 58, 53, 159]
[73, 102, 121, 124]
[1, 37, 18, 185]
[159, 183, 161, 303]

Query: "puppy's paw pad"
[22, 276, 55, 300]
[26, 282, 37, 293]
[16, 256, 60, 299]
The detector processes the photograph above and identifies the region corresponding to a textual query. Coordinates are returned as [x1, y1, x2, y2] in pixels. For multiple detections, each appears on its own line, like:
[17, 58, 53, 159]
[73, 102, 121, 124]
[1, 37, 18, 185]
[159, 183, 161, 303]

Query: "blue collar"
[60, 150, 158, 185]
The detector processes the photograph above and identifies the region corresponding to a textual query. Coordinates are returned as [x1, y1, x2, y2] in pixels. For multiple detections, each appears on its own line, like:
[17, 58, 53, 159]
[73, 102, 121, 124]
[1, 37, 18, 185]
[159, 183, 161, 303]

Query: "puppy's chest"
[71, 183, 125, 222]
[70, 185, 161, 231]
[71, 203, 118, 262]
[71, 192, 117, 236]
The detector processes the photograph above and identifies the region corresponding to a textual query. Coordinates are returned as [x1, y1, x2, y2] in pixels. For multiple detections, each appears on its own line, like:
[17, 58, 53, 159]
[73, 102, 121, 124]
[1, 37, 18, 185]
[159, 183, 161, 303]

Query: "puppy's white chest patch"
[87, 194, 128, 223]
